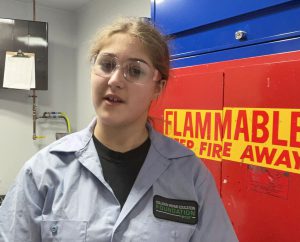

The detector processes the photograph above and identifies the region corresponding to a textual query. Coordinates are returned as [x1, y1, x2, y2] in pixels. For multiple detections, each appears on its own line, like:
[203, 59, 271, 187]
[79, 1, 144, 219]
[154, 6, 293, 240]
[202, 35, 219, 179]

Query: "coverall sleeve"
[190, 165, 239, 242]
[0, 163, 44, 242]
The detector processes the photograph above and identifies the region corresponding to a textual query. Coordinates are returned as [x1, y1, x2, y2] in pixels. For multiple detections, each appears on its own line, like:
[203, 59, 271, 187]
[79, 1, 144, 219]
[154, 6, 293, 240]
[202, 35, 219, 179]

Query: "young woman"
[0, 17, 238, 242]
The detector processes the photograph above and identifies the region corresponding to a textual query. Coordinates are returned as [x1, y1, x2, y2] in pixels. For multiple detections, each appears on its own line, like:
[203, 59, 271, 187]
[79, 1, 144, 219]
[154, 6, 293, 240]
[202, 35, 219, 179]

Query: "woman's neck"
[93, 121, 149, 153]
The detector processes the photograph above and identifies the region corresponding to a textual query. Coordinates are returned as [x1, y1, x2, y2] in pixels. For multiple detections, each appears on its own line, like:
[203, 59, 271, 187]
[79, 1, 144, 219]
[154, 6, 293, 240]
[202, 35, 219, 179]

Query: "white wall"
[0, 0, 77, 194]
[0, 0, 150, 195]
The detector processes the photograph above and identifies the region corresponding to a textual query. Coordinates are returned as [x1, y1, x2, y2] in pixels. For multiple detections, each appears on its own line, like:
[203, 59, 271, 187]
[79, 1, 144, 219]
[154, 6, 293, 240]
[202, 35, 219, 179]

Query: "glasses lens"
[93, 54, 154, 83]
[125, 61, 152, 82]
[95, 55, 116, 77]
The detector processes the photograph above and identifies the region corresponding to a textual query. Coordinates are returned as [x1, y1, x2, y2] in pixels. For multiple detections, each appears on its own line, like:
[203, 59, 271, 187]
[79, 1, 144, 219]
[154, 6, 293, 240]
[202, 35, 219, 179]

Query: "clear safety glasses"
[92, 53, 159, 83]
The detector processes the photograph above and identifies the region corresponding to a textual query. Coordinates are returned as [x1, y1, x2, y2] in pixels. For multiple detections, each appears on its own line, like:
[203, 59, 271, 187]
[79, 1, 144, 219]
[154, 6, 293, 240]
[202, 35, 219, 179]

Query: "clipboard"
[7, 50, 34, 58]
[3, 50, 36, 90]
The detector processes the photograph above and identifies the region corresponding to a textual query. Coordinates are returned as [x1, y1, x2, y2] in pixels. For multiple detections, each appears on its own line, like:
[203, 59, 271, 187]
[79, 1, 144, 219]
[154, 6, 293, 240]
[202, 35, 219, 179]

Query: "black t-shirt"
[92, 135, 151, 208]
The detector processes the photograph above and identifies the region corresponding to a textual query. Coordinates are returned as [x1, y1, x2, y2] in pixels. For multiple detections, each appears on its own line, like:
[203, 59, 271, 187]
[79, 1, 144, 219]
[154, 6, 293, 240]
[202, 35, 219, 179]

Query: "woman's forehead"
[99, 33, 151, 62]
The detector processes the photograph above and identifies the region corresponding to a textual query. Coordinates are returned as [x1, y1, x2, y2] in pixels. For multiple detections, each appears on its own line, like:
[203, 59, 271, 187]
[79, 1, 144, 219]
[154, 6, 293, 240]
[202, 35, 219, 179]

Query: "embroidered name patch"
[153, 195, 198, 225]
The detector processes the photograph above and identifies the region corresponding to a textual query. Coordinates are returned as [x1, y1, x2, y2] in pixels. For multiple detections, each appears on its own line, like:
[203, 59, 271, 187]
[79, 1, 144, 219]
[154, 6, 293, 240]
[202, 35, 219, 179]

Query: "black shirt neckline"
[93, 135, 151, 164]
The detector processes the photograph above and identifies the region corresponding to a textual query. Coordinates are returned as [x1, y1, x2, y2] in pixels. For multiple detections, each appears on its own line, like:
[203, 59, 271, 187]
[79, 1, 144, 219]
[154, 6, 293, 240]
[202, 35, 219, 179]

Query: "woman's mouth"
[104, 94, 124, 104]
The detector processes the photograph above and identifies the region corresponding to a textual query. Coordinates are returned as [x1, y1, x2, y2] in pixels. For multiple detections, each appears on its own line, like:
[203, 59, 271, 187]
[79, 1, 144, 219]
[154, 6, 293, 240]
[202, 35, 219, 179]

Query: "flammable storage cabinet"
[149, 1, 300, 241]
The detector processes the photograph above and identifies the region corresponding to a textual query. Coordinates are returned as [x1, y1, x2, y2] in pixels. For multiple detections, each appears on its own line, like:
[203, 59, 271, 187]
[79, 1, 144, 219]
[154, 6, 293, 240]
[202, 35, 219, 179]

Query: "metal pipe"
[32, 90, 37, 140]
[33, 0, 36, 21]
[32, 0, 37, 140]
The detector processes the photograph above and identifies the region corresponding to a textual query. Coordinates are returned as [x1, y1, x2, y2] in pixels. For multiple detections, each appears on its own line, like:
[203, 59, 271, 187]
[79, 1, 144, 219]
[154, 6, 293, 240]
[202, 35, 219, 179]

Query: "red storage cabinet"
[150, 1, 300, 240]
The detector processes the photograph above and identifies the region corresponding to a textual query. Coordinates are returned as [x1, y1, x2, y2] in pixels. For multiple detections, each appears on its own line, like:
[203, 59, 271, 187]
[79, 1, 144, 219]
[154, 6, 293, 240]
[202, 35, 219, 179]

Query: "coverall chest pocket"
[144, 217, 196, 242]
[41, 220, 87, 242]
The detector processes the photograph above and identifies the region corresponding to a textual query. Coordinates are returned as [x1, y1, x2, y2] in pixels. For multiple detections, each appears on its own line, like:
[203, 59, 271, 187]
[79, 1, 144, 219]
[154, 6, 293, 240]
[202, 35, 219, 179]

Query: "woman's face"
[91, 33, 163, 129]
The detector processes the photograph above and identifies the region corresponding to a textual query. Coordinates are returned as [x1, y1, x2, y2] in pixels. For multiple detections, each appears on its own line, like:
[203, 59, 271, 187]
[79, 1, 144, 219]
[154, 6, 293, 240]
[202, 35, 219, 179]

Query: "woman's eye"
[99, 60, 115, 73]
[128, 65, 144, 78]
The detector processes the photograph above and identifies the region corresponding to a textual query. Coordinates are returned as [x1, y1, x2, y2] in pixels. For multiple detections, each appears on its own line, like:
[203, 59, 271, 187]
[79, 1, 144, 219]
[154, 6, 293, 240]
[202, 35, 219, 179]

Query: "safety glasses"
[92, 53, 159, 83]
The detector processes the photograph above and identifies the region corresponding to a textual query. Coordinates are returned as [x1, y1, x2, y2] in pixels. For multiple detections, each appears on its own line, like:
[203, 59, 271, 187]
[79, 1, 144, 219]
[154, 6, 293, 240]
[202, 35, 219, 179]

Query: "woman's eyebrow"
[99, 52, 151, 66]
[127, 58, 150, 66]
[98, 52, 115, 57]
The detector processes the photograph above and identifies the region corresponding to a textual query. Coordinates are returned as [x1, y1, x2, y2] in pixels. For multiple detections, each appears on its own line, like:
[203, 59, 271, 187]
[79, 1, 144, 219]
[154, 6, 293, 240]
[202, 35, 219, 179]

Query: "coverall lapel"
[77, 140, 115, 195]
[112, 144, 171, 231]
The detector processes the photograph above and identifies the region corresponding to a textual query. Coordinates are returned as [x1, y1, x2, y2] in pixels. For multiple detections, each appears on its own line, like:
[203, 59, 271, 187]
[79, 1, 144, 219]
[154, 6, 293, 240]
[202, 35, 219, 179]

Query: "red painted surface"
[149, 51, 300, 242]
[222, 59, 300, 242]
[151, 71, 224, 191]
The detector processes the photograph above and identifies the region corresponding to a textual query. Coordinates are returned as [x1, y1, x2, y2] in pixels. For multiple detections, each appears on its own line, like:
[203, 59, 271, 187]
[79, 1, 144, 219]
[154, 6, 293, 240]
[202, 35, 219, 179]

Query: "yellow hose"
[34, 135, 46, 139]
[60, 112, 71, 133]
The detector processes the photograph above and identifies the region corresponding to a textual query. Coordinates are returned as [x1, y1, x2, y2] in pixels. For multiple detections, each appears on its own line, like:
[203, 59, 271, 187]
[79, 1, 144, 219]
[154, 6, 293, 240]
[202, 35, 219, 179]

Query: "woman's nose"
[107, 68, 126, 89]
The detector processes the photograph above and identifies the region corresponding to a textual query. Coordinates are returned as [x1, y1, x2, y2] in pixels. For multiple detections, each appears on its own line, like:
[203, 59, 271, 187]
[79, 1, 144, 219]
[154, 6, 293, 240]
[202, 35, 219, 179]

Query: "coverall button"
[50, 224, 58, 234]
[25, 168, 32, 175]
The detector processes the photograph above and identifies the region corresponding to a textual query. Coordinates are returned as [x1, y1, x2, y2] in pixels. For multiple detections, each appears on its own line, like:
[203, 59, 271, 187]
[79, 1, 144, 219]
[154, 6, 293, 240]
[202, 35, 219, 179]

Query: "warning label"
[164, 108, 300, 174]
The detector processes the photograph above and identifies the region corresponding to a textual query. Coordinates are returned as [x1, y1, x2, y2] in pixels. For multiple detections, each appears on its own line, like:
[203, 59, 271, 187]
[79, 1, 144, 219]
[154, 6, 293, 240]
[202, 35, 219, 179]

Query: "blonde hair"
[90, 17, 170, 81]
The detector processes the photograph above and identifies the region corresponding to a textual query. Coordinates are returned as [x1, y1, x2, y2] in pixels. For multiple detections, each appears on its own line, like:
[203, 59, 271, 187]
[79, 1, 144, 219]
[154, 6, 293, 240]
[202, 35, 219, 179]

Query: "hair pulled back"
[90, 17, 170, 81]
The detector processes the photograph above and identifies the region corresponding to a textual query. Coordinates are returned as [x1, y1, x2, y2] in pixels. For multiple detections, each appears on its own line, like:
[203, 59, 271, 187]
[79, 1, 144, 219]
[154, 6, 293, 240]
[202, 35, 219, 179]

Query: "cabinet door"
[153, 0, 293, 35]
[0, 19, 14, 86]
[222, 60, 300, 241]
[150, 70, 224, 191]
[28, 21, 48, 90]
[0, 18, 48, 90]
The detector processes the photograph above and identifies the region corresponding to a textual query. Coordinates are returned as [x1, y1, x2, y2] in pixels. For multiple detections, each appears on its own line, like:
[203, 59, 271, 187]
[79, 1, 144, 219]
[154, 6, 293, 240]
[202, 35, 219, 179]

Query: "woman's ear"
[153, 79, 166, 99]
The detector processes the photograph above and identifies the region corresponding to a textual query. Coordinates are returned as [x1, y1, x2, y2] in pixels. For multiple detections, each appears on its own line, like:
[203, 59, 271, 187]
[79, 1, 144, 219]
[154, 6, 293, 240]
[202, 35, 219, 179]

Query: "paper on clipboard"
[3, 51, 36, 90]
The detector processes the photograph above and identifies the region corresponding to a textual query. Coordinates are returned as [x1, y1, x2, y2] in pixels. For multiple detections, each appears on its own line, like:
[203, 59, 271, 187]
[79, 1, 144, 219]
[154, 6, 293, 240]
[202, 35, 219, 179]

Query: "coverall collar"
[49, 118, 194, 232]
